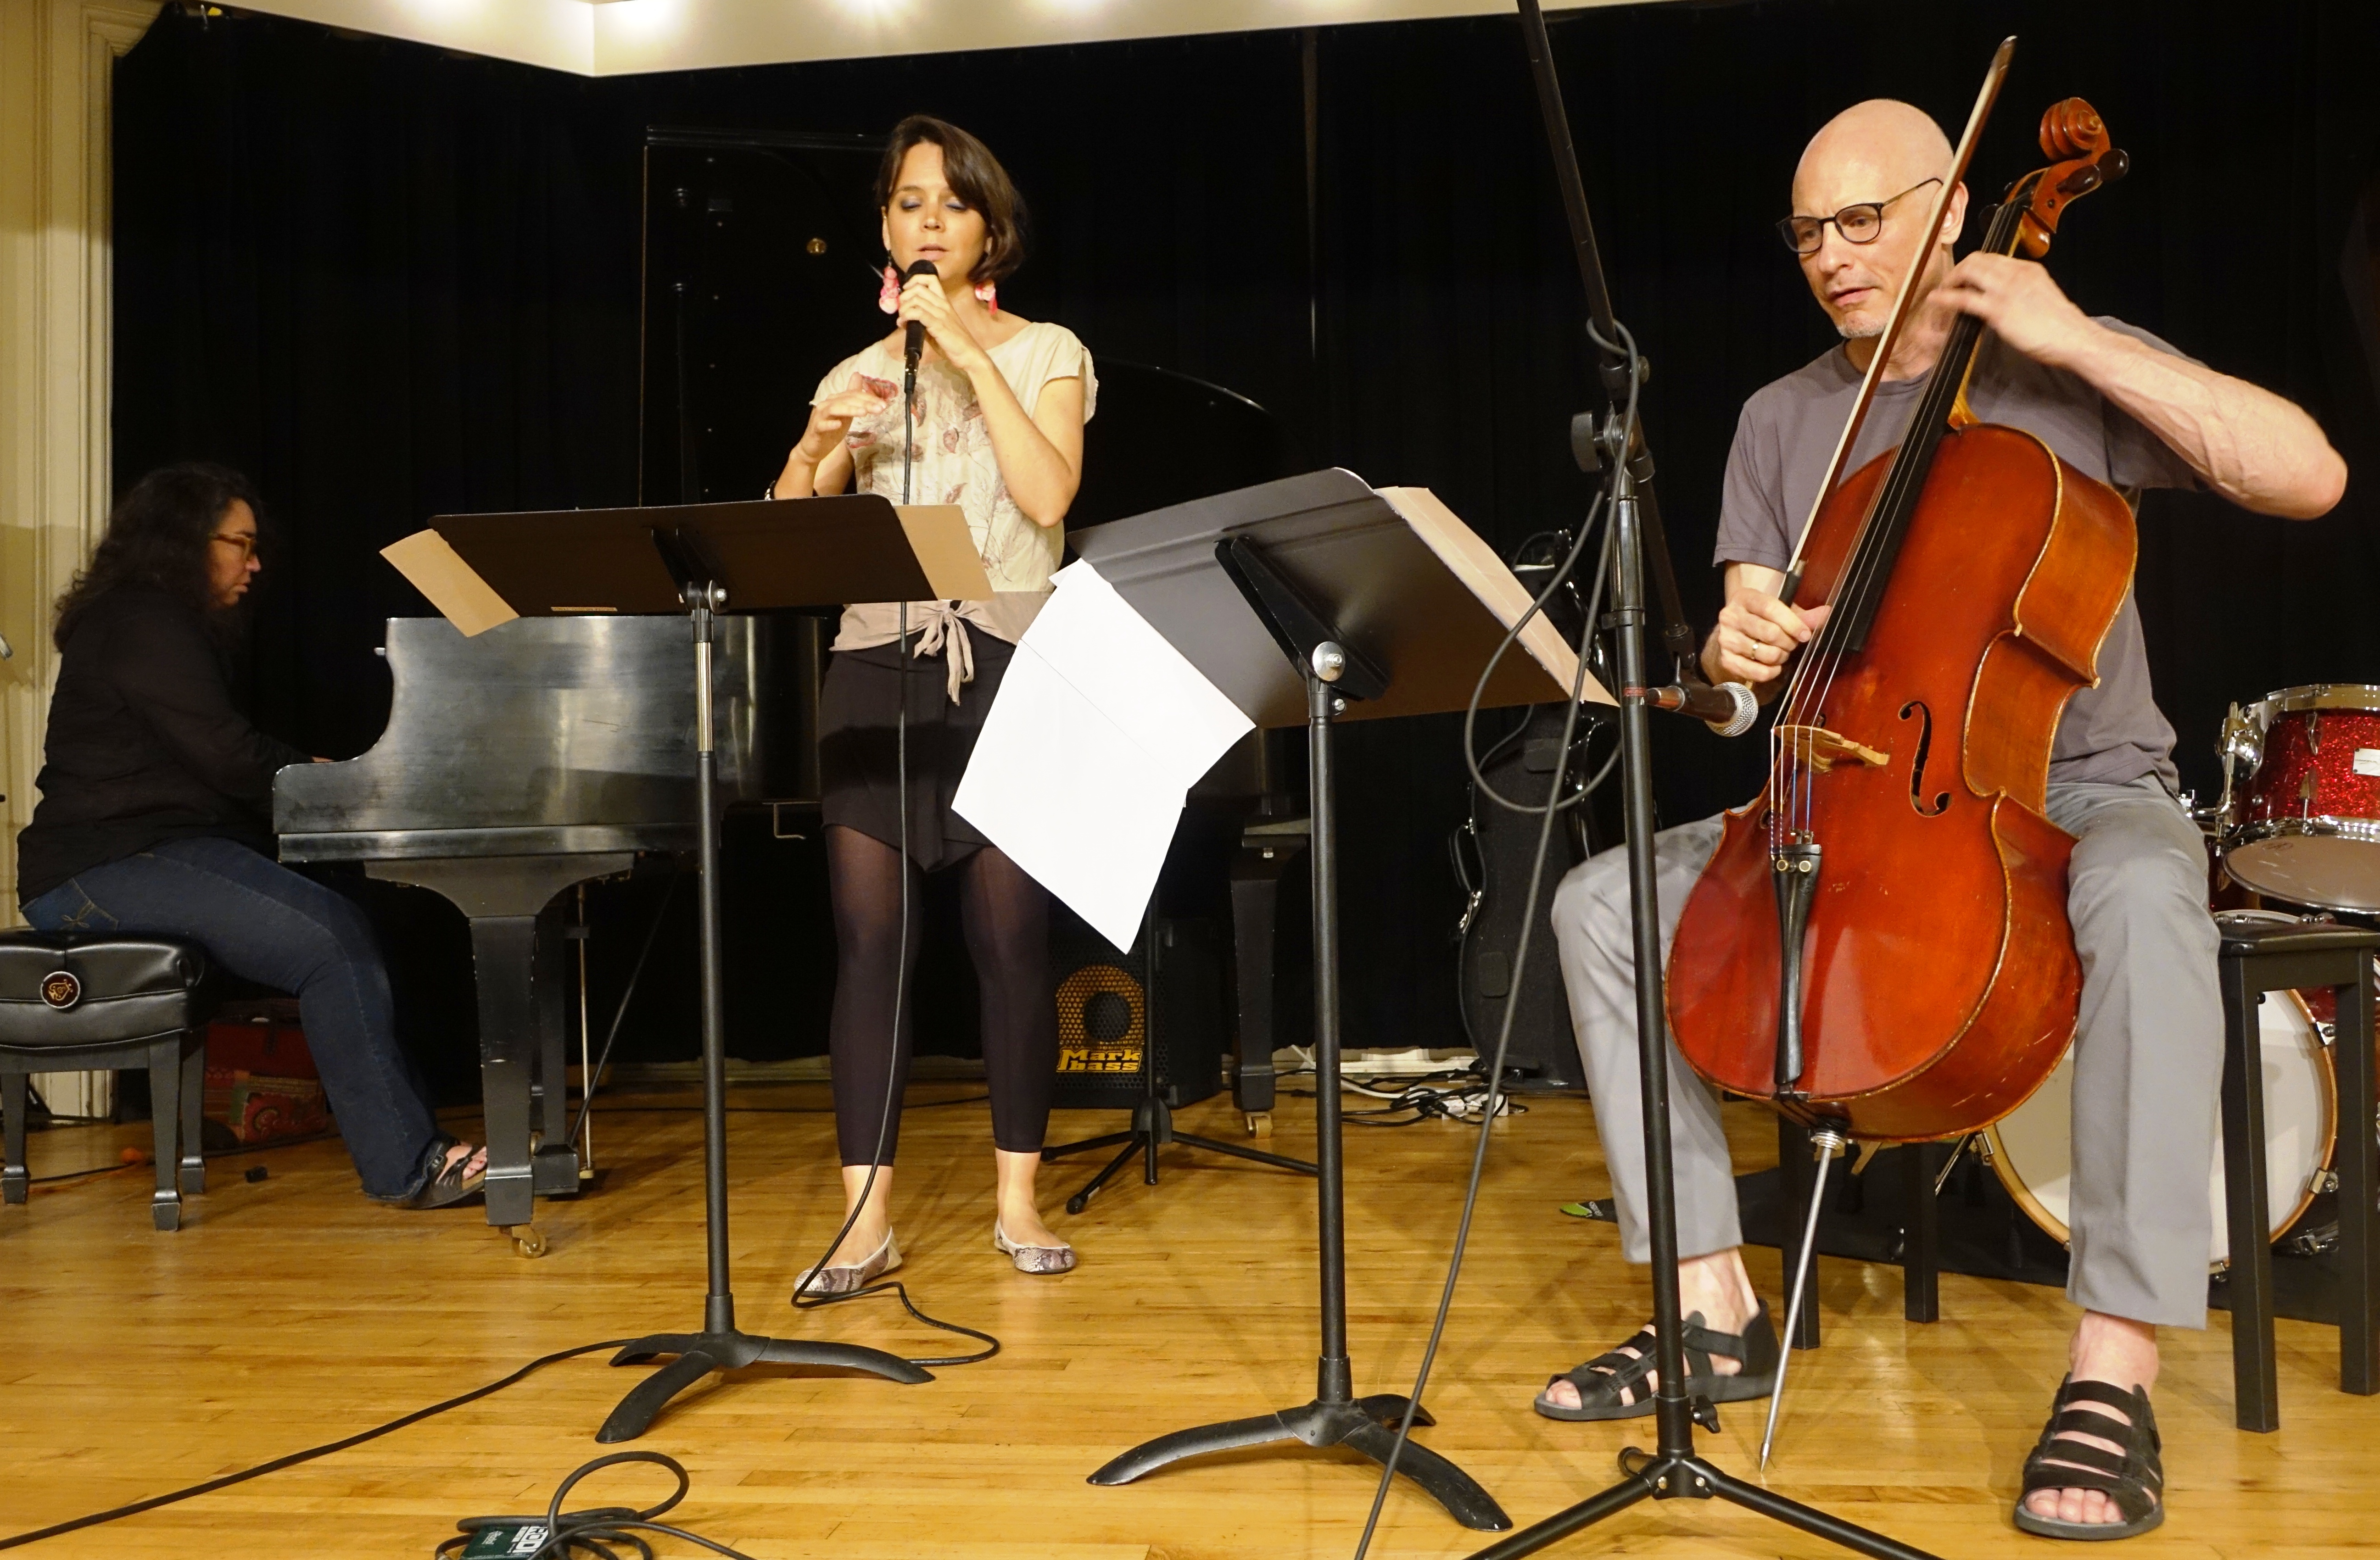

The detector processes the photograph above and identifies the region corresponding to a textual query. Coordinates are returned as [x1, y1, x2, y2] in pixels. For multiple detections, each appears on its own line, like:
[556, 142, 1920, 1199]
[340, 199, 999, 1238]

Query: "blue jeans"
[21, 836, 444, 1200]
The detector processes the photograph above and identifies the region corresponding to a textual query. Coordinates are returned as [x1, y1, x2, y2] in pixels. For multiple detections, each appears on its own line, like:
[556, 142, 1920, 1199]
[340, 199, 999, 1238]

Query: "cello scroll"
[2011, 98, 2129, 258]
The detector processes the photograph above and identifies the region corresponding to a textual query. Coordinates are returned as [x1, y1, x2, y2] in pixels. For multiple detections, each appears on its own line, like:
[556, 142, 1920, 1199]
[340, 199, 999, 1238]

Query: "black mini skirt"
[816, 635, 1014, 873]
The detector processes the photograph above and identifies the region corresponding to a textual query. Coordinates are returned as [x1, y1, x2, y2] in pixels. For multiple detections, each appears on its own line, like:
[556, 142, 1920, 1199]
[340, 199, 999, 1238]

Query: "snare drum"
[2221, 684, 2380, 912]
[1984, 968, 2336, 1266]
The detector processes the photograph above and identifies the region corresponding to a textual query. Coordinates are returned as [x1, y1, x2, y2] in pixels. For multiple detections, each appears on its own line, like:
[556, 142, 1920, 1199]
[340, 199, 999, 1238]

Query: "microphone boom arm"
[1519, 0, 1698, 678]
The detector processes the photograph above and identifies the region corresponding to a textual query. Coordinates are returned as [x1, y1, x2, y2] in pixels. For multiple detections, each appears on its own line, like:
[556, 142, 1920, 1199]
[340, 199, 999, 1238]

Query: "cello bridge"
[1776, 724, 1890, 773]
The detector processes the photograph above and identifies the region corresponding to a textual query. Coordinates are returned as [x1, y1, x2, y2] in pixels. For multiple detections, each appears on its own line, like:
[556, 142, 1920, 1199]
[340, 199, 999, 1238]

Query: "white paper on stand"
[955, 562, 1254, 948]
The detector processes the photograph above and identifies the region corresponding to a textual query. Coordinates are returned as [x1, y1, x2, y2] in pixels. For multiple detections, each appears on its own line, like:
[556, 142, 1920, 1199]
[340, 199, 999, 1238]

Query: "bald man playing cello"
[1538, 99, 2344, 1540]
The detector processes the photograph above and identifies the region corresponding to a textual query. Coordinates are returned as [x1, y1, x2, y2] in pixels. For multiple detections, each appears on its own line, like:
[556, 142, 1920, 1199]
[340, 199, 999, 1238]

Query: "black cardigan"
[15, 587, 311, 905]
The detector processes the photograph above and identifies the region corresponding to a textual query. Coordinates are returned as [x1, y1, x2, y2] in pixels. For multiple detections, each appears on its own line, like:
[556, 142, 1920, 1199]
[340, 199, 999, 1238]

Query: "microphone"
[1630, 678, 1758, 737]
[901, 258, 938, 375]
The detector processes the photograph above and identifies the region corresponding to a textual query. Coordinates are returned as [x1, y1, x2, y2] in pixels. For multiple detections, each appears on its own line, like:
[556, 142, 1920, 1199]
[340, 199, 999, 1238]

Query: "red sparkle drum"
[2221, 685, 2380, 913]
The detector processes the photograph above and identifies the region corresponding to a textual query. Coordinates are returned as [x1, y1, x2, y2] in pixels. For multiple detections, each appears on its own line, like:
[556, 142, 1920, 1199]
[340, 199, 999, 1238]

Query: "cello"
[1665, 61, 2136, 1145]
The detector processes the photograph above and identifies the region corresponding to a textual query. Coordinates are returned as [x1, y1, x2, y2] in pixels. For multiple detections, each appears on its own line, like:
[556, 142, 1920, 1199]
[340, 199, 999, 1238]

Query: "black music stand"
[420, 495, 984, 1442]
[1058, 470, 1598, 1530]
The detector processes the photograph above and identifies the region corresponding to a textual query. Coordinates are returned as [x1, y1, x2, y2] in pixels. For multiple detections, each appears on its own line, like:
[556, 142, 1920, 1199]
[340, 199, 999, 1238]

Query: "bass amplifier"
[1050, 908, 1226, 1111]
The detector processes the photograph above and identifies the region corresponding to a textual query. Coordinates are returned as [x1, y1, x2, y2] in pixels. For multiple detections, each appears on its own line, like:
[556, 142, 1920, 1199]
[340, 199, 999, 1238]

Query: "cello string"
[1786, 186, 2029, 819]
[1788, 183, 2034, 847]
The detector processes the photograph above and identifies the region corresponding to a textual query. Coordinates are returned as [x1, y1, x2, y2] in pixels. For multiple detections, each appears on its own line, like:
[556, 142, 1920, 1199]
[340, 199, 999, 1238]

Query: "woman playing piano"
[771, 115, 1090, 1289]
[14, 464, 488, 1209]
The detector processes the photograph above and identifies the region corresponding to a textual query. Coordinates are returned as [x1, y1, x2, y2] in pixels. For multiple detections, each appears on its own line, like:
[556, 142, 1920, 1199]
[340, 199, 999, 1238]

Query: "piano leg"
[364, 853, 633, 1248]
[531, 898, 581, 1196]
[468, 914, 541, 1231]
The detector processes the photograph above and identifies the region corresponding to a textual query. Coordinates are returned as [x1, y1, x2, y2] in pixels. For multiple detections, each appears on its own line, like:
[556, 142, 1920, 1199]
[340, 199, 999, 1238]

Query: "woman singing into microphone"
[771, 115, 1092, 1292]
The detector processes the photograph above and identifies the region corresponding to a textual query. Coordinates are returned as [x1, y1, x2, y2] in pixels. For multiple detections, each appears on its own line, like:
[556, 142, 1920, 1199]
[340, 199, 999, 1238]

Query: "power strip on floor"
[1272, 1046, 1480, 1079]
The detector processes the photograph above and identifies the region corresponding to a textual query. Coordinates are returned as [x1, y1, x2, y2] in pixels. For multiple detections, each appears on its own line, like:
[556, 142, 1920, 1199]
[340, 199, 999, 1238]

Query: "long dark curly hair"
[54, 463, 263, 649]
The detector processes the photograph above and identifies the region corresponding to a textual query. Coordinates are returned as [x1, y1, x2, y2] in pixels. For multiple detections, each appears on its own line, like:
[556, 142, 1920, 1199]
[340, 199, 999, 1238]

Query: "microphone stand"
[1461, 5, 1941, 1556]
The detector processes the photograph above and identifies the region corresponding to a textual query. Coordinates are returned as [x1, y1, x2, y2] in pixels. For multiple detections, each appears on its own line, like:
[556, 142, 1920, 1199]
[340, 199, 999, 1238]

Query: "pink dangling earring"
[973, 280, 999, 315]
[877, 261, 900, 316]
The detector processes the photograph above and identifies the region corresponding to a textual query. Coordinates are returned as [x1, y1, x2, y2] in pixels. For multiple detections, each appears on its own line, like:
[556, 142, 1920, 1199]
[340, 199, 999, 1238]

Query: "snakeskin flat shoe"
[793, 1229, 900, 1298]
[993, 1221, 1077, 1275]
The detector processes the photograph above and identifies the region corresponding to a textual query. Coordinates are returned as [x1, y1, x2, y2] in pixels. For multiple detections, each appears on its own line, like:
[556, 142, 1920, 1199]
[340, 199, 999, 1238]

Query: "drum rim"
[2254, 683, 2380, 716]
[2225, 818, 2380, 912]
[1983, 995, 2337, 1259]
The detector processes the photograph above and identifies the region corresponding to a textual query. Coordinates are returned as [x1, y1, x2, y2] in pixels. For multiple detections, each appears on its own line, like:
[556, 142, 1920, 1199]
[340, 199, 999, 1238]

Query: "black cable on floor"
[436, 1450, 779, 1560]
[0, 1339, 632, 1552]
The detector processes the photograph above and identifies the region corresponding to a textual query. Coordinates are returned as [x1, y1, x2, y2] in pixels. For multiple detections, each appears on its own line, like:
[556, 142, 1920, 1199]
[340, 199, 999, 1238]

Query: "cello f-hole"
[1900, 700, 1952, 816]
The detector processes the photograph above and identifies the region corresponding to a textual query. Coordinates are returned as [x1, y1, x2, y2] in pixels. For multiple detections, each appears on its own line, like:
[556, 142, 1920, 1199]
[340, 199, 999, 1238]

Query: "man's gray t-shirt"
[1715, 320, 2198, 787]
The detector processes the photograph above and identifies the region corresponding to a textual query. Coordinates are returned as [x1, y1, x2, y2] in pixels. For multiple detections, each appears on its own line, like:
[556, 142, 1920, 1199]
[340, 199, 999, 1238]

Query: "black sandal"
[2013, 1377, 2165, 1541]
[395, 1134, 486, 1210]
[1534, 1304, 1780, 1421]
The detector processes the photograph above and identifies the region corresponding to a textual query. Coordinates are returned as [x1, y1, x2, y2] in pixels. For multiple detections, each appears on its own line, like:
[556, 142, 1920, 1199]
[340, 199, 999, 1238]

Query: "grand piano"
[274, 613, 819, 1247]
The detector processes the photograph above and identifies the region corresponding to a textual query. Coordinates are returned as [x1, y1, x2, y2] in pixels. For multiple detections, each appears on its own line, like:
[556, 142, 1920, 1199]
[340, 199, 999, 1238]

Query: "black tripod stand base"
[1090, 1393, 1513, 1532]
[1045, 1096, 1316, 1214]
[597, 1327, 933, 1443]
[1464, 1448, 1938, 1560]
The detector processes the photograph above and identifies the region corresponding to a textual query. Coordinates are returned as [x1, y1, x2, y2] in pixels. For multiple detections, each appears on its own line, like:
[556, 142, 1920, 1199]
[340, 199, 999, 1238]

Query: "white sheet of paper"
[955, 562, 1254, 948]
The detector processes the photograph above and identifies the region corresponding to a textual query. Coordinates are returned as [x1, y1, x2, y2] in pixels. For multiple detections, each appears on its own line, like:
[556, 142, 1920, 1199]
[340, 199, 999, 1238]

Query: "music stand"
[1056, 469, 1604, 1530]
[405, 494, 987, 1442]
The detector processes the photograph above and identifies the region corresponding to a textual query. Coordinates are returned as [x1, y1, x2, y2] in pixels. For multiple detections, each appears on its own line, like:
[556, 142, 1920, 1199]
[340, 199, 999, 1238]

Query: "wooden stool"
[2217, 915, 2380, 1430]
[0, 932, 215, 1230]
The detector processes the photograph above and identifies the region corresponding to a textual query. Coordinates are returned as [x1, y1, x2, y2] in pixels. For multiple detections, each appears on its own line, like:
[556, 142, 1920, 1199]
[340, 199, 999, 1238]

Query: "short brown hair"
[875, 115, 1027, 285]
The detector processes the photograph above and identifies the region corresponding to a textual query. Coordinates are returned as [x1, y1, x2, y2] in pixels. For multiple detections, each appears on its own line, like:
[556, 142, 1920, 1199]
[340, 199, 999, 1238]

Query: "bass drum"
[1984, 972, 2335, 1266]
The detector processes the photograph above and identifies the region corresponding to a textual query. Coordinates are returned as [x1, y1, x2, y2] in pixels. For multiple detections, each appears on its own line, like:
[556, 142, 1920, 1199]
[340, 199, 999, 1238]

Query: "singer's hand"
[1704, 568, 1830, 690]
[898, 271, 988, 374]
[793, 383, 895, 465]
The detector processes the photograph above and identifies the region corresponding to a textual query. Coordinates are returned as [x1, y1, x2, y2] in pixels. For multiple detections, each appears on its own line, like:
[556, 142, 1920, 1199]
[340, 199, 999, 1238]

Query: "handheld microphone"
[901, 258, 938, 375]
[1629, 678, 1758, 737]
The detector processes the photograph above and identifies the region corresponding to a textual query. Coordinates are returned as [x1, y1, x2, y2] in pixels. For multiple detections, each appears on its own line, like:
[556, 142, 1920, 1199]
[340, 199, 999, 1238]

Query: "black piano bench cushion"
[0, 932, 213, 1052]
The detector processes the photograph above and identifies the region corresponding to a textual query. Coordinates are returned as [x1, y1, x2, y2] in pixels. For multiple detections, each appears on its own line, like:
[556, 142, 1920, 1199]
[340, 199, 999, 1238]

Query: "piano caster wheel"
[1247, 1112, 1273, 1139]
[508, 1224, 548, 1259]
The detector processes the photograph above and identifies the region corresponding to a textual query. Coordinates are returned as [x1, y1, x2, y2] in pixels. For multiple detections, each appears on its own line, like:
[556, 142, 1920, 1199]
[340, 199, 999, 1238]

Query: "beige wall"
[0, 0, 161, 930]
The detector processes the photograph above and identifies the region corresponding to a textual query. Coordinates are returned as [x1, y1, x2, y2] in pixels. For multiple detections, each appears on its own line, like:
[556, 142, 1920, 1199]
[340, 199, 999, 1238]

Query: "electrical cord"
[436, 1451, 771, 1560]
[1447, 524, 1621, 1059]
[1349, 318, 1645, 1560]
[782, 352, 999, 1370]
[0, 1339, 632, 1552]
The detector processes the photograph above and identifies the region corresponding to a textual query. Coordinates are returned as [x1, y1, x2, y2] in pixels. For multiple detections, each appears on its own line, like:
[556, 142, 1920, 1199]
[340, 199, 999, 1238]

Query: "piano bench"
[0, 932, 215, 1230]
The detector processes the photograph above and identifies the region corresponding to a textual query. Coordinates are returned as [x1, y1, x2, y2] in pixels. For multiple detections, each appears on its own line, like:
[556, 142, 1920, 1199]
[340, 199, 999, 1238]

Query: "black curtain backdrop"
[112, 0, 2380, 1070]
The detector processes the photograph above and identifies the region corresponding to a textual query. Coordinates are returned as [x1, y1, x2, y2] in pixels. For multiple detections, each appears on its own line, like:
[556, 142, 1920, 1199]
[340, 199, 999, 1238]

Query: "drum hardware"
[1933, 1132, 1983, 1198]
[2214, 684, 2380, 912]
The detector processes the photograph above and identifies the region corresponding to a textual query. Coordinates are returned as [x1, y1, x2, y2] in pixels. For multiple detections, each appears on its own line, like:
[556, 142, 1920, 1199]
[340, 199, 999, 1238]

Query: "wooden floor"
[4, 1081, 2374, 1558]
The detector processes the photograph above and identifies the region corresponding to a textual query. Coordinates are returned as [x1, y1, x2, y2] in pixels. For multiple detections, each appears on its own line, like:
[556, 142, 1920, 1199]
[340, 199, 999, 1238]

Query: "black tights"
[825, 825, 1056, 1165]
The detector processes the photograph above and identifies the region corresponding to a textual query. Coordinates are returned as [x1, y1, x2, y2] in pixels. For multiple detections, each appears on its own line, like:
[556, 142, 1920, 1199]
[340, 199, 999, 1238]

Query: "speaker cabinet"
[1456, 706, 1593, 1091]
[1050, 908, 1226, 1112]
